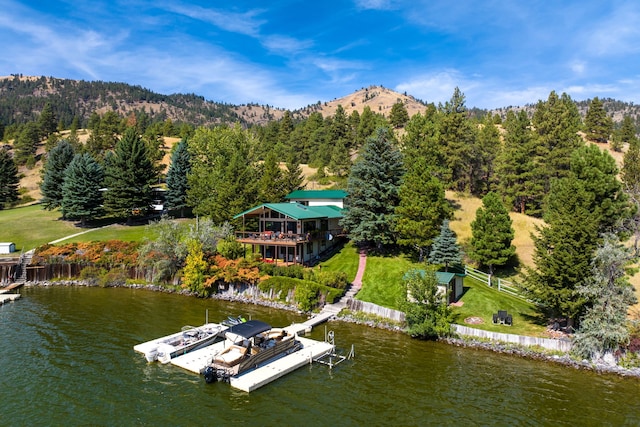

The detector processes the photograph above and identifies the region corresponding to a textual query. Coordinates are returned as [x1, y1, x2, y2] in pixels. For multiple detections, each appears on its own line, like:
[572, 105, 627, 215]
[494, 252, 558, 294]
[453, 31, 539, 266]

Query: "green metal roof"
[234, 202, 343, 220]
[402, 270, 462, 284]
[285, 189, 348, 200]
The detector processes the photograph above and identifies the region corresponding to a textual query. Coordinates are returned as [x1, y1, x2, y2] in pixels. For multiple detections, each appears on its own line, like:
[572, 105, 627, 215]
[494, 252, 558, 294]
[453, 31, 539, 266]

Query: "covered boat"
[204, 320, 301, 383]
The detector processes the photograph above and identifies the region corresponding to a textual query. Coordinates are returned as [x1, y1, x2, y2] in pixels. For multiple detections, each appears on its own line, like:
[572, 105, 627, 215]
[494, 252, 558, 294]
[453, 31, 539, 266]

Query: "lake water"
[1, 286, 639, 426]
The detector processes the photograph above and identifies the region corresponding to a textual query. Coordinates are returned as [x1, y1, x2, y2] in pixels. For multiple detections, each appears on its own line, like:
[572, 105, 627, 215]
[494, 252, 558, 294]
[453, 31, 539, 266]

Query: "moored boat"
[134, 323, 226, 363]
[204, 320, 302, 383]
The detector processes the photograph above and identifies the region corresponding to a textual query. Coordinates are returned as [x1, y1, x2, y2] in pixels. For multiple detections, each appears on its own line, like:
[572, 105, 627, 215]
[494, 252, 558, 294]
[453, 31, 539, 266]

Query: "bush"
[259, 263, 305, 279]
[304, 269, 348, 289]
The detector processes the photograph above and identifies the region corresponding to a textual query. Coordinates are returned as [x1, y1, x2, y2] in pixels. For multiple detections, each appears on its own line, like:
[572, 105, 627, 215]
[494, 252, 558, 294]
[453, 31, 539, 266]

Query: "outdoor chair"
[492, 313, 499, 324]
[497, 310, 508, 323]
[504, 315, 513, 326]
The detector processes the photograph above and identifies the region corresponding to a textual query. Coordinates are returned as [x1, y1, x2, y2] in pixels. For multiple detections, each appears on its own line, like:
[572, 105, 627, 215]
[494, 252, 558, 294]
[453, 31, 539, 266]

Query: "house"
[234, 190, 346, 265]
[284, 190, 347, 208]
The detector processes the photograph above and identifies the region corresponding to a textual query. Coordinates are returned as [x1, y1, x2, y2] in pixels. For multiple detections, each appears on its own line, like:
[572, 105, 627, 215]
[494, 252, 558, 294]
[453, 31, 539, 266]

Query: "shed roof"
[285, 189, 347, 200]
[234, 202, 343, 220]
[403, 270, 462, 284]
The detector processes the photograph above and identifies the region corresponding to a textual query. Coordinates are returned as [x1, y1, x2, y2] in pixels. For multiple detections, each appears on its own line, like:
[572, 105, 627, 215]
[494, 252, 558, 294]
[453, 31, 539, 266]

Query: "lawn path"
[47, 224, 113, 245]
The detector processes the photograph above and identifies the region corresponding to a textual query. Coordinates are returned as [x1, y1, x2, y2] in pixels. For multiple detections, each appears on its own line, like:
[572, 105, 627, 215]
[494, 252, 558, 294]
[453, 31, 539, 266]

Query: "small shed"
[0, 242, 15, 254]
[435, 272, 465, 304]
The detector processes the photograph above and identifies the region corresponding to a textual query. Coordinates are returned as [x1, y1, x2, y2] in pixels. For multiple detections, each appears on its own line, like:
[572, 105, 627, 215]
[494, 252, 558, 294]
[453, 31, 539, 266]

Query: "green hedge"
[258, 276, 344, 311]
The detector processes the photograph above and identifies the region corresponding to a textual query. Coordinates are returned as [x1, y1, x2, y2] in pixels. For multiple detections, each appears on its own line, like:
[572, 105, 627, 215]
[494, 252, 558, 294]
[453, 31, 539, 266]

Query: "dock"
[284, 311, 335, 336]
[230, 337, 334, 392]
[0, 289, 21, 305]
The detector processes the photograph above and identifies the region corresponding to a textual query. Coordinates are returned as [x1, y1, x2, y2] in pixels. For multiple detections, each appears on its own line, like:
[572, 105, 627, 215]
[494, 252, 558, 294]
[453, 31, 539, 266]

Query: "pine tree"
[395, 156, 451, 258]
[340, 127, 404, 249]
[572, 234, 637, 360]
[437, 87, 477, 192]
[469, 192, 515, 274]
[38, 102, 57, 138]
[0, 148, 19, 209]
[621, 137, 640, 254]
[165, 139, 190, 217]
[257, 151, 285, 203]
[327, 138, 351, 177]
[187, 125, 259, 223]
[495, 110, 539, 214]
[428, 220, 463, 271]
[282, 157, 304, 195]
[40, 140, 75, 211]
[14, 122, 40, 165]
[103, 127, 157, 221]
[612, 115, 638, 152]
[472, 116, 501, 196]
[584, 97, 613, 143]
[61, 153, 104, 225]
[531, 91, 583, 207]
[389, 101, 409, 128]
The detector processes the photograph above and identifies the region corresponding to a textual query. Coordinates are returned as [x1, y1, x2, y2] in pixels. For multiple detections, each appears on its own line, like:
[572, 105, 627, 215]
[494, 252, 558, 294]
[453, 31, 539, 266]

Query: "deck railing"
[235, 229, 343, 243]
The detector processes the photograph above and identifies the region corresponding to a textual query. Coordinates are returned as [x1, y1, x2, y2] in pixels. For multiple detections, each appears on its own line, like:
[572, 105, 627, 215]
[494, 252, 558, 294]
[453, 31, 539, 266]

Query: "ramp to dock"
[230, 337, 334, 392]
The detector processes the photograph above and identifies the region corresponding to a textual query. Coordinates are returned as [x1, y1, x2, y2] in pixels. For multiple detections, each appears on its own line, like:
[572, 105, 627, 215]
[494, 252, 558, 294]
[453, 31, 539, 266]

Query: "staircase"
[15, 250, 34, 283]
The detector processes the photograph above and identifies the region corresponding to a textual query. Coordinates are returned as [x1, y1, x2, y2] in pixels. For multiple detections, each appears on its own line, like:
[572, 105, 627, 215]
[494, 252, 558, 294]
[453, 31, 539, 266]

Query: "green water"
[1, 286, 639, 426]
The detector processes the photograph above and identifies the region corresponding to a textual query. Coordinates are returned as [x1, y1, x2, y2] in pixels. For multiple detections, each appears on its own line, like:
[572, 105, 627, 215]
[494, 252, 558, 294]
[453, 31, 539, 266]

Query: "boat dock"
[284, 311, 335, 336]
[170, 335, 334, 392]
[0, 288, 21, 305]
[230, 337, 334, 392]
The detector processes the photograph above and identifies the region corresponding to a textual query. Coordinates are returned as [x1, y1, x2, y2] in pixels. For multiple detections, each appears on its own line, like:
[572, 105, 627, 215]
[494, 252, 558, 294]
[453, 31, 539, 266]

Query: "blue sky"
[1, 0, 639, 110]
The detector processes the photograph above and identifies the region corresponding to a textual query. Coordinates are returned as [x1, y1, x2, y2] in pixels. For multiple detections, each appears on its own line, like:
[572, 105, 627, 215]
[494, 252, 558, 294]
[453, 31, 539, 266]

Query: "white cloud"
[261, 35, 313, 55]
[354, 0, 396, 11]
[161, 4, 265, 37]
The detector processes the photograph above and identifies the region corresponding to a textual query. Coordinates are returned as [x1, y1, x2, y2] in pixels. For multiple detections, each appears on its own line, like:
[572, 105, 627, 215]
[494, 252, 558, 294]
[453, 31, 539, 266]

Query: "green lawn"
[319, 241, 360, 282]
[61, 224, 157, 243]
[0, 204, 79, 253]
[356, 252, 419, 310]
[451, 276, 547, 336]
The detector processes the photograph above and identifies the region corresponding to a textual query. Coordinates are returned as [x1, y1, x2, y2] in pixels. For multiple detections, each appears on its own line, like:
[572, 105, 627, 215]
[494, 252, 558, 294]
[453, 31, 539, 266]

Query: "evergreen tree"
[327, 138, 351, 177]
[612, 115, 638, 152]
[14, 122, 40, 165]
[531, 91, 583, 211]
[340, 127, 404, 249]
[61, 153, 104, 225]
[282, 157, 305, 195]
[40, 140, 75, 211]
[257, 151, 285, 203]
[428, 219, 463, 271]
[0, 148, 19, 209]
[187, 125, 259, 224]
[495, 110, 539, 214]
[621, 137, 640, 254]
[356, 106, 378, 148]
[165, 139, 190, 217]
[523, 177, 599, 326]
[437, 87, 477, 192]
[401, 104, 444, 179]
[103, 127, 157, 221]
[278, 110, 294, 144]
[38, 102, 57, 138]
[469, 192, 515, 274]
[583, 97, 613, 143]
[572, 234, 637, 360]
[389, 101, 409, 128]
[472, 116, 501, 196]
[401, 268, 454, 339]
[395, 156, 451, 258]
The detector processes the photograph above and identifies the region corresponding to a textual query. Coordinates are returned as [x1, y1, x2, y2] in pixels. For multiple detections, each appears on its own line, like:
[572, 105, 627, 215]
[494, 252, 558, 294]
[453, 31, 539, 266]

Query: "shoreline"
[21, 280, 640, 380]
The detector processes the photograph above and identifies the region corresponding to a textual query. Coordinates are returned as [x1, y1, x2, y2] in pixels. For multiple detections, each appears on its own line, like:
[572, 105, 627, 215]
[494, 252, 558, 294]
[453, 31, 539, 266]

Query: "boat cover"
[227, 320, 271, 338]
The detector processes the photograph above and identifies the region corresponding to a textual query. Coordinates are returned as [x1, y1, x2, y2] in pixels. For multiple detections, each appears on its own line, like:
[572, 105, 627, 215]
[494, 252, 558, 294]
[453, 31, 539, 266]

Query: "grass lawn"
[0, 204, 79, 252]
[451, 276, 547, 336]
[60, 224, 157, 243]
[319, 241, 360, 282]
[356, 252, 419, 310]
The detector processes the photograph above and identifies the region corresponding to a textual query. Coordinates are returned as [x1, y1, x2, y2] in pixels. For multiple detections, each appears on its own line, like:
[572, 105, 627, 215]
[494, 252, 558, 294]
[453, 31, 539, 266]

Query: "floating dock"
[171, 335, 334, 392]
[0, 290, 20, 305]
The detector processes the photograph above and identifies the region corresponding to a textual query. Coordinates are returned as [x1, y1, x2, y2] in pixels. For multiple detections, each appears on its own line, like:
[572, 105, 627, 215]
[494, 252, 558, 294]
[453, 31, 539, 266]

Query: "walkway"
[318, 249, 367, 316]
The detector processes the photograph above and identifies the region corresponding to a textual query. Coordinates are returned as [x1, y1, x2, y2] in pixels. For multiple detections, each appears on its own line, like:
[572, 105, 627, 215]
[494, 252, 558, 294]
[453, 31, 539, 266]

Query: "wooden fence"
[452, 324, 572, 352]
[346, 298, 405, 322]
[464, 265, 528, 301]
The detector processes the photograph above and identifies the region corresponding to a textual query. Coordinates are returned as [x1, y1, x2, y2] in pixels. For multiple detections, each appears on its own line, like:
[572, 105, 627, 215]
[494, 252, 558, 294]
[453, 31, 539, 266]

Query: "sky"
[1, 0, 639, 110]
